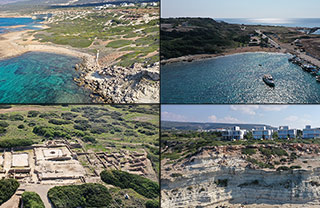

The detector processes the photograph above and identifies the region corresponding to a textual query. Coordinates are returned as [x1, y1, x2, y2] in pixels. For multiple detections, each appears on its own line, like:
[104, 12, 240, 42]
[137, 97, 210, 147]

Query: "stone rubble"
[74, 57, 159, 103]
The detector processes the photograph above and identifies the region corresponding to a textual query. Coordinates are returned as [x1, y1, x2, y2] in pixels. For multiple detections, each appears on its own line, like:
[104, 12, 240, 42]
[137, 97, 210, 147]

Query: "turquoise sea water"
[161, 52, 320, 104]
[0, 52, 91, 103]
[0, 17, 42, 33]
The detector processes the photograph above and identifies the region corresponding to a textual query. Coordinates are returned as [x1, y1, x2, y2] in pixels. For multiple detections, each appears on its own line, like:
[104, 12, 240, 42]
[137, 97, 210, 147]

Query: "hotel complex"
[221, 125, 320, 140]
[278, 126, 297, 139]
[252, 126, 273, 140]
[222, 126, 246, 140]
[303, 125, 320, 139]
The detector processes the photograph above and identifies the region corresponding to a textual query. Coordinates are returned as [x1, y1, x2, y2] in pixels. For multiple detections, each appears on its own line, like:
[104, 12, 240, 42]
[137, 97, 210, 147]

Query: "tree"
[21, 192, 45, 208]
[244, 131, 253, 140]
[272, 132, 278, 139]
[297, 130, 303, 139]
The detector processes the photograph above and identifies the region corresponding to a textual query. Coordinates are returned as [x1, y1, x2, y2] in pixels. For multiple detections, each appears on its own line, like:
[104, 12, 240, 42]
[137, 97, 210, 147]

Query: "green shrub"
[74, 123, 91, 131]
[290, 165, 301, 169]
[0, 121, 9, 128]
[0, 114, 8, 120]
[247, 157, 274, 169]
[61, 112, 78, 120]
[0, 127, 6, 134]
[81, 136, 96, 143]
[100, 170, 159, 199]
[9, 114, 24, 121]
[21, 191, 45, 208]
[0, 179, 19, 205]
[47, 183, 112, 208]
[241, 147, 256, 155]
[0, 138, 33, 148]
[33, 126, 71, 139]
[145, 200, 159, 208]
[170, 173, 182, 178]
[276, 166, 290, 171]
[27, 111, 40, 118]
[18, 124, 25, 129]
[48, 119, 72, 125]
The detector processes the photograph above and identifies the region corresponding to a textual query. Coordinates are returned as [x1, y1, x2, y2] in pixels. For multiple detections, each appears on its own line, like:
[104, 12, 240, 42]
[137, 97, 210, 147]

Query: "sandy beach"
[0, 13, 32, 18]
[161, 46, 281, 65]
[0, 24, 26, 29]
[0, 29, 94, 61]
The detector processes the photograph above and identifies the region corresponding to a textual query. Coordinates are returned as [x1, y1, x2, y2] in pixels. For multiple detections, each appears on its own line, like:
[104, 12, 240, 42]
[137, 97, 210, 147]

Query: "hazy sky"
[161, 0, 320, 19]
[161, 105, 320, 129]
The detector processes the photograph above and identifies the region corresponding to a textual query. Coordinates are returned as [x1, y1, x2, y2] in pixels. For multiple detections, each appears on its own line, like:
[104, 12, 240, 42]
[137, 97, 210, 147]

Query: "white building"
[151, 2, 158, 6]
[303, 125, 320, 139]
[222, 126, 246, 140]
[252, 126, 272, 140]
[278, 126, 297, 139]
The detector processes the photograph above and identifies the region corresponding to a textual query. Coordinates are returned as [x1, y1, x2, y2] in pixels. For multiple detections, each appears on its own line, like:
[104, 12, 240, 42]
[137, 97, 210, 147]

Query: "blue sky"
[161, 105, 320, 129]
[161, 0, 320, 18]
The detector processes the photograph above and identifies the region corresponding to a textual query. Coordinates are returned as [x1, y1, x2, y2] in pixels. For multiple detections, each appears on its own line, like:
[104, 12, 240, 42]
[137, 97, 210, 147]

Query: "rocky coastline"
[74, 57, 160, 103]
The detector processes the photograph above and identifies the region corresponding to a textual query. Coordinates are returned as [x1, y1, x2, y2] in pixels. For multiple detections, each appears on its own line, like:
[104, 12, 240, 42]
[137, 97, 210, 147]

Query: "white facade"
[252, 126, 272, 140]
[303, 125, 320, 139]
[278, 126, 297, 139]
[222, 126, 246, 140]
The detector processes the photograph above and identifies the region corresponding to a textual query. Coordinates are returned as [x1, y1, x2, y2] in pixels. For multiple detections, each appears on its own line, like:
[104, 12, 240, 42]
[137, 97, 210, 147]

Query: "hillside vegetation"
[161, 18, 254, 59]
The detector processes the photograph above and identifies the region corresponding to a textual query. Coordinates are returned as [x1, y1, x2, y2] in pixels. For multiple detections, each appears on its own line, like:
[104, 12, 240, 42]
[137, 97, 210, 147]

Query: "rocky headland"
[74, 57, 160, 103]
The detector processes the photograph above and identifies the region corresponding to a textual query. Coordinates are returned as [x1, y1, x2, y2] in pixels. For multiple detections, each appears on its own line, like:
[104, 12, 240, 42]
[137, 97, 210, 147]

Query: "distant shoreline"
[161, 46, 282, 65]
[0, 14, 32, 18]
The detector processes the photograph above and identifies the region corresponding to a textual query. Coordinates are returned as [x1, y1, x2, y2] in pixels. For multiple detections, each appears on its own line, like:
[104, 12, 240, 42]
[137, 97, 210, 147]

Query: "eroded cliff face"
[161, 146, 320, 208]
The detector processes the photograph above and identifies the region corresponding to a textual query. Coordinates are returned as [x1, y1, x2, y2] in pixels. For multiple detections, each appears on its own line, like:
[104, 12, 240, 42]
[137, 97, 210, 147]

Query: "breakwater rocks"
[74, 57, 160, 103]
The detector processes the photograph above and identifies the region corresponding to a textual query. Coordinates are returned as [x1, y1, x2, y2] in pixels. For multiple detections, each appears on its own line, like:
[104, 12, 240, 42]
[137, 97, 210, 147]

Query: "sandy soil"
[0, 24, 26, 29]
[161, 46, 280, 65]
[0, 105, 59, 113]
[0, 29, 94, 61]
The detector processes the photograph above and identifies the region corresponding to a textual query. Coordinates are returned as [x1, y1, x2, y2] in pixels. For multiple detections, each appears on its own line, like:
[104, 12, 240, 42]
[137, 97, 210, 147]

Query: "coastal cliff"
[161, 145, 320, 208]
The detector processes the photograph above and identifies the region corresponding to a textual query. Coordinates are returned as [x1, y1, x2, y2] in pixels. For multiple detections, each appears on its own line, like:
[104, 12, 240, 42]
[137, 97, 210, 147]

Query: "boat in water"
[263, 74, 275, 87]
[316, 76, 320, 82]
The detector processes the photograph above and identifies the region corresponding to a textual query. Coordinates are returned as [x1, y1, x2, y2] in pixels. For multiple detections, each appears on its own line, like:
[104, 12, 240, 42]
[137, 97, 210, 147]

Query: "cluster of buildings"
[94, 2, 158, 10]
[221, 125, 320, 140]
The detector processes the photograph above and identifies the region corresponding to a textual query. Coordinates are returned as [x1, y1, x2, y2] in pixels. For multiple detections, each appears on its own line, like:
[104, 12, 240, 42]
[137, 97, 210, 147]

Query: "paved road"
[256, 29, 320, 68]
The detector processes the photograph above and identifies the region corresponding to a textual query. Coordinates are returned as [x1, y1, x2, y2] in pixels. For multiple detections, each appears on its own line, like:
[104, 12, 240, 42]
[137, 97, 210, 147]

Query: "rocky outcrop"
[74, 57, 159, 103]
[161, 151, 320, 208]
